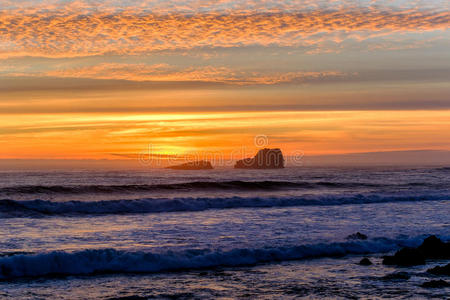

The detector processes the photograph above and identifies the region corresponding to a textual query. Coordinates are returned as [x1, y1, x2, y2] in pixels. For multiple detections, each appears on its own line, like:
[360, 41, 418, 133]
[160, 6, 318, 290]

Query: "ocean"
[0, 166, 449, 299]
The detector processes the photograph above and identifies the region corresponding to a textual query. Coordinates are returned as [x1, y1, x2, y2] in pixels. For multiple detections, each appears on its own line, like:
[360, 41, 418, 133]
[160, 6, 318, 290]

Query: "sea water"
[0, 166, 449, 299]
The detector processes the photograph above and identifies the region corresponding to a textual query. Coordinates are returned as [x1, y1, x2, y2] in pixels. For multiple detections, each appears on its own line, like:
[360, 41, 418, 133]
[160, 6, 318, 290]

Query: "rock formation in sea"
[382, 235, 450, 266]
[234, 148, 285, 169]
[359, 258, 373, 266]
[382, 247, 426, 266]
[167, 160, 213, 170]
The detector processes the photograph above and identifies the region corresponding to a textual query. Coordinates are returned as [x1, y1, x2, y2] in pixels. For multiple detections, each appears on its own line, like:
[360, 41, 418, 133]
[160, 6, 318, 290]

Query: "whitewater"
[0, 166, 449, 299]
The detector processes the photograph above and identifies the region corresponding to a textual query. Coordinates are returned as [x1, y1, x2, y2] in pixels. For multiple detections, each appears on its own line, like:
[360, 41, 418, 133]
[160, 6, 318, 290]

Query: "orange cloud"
[26, 63, 348, 85]
[0, 8, 448, 58]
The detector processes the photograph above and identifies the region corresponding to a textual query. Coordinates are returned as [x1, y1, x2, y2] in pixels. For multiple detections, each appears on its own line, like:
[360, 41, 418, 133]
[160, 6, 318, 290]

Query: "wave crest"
[0, 237, 424, 280]
[0, 193, 448, 218]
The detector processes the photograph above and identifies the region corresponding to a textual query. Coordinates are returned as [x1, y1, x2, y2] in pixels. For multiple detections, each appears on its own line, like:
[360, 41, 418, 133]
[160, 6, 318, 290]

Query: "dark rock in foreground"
[167, 161, 213, 170]
[347, 232, 368, 240]
[420, 280, 450, 288]
[234, 148, 285, 169]
[382, 235, 449, 267]
[382, 248, 426, 266]
[418, 235, 450, 259]
[359, 258, 372, 266]
[427, 263, 450, 276]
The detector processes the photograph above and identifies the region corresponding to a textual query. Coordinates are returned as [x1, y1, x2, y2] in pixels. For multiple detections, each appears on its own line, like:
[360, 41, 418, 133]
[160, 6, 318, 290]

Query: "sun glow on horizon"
[1, 110, 450, 160]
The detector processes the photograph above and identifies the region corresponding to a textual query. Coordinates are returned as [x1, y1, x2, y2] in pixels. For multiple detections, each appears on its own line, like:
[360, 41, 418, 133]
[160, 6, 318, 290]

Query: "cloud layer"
[26, 63, 345, 85]
[0, 8, 448, 58]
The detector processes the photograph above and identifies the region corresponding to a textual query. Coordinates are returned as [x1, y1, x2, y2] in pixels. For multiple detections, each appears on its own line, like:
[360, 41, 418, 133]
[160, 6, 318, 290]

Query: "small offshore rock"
[420, 280, 450, 288]
[359, 258, 373, 266]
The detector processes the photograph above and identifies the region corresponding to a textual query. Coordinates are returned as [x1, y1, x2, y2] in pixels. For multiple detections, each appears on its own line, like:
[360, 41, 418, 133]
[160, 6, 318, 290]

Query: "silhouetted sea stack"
[234, 148, 285, 169]
[167, 160, 213, 170]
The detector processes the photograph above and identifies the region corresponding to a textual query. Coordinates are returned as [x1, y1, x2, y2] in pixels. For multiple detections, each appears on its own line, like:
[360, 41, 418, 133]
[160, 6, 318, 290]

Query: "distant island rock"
[234, 148, 285, 169]
[167, 160, 213, 170]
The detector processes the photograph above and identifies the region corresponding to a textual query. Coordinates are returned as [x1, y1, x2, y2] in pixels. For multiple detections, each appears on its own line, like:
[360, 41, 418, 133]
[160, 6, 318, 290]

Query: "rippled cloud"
[0, 7, 448, 58]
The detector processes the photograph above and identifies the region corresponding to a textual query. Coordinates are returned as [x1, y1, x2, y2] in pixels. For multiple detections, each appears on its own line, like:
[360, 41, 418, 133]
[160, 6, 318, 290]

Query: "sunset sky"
[1, 0, 449, 160]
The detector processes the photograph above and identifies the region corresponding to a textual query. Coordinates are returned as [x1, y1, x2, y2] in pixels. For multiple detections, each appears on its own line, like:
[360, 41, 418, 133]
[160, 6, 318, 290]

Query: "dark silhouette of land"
[167, 160, 213, 170]
[235, 148, 285, 169]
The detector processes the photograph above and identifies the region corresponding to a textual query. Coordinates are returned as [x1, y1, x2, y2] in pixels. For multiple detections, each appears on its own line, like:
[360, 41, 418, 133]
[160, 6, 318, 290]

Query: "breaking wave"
[0, 192, 449, 218]
[0, 236, 433, 280]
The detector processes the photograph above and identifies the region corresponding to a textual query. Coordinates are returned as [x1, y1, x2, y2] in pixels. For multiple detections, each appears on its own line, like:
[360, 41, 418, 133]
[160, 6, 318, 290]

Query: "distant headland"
[167, 160, 213, 170]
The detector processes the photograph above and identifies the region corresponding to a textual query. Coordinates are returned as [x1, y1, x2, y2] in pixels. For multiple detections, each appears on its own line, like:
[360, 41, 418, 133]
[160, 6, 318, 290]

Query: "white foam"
[0, 236, 440, 279]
